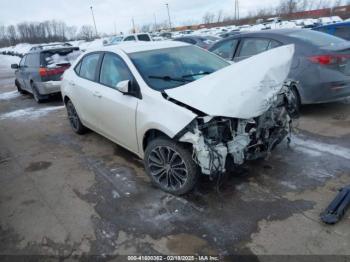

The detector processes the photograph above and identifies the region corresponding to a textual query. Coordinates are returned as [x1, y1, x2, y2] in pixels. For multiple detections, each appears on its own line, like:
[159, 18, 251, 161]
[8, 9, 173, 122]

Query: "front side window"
[79, 53, 100, 81]
[211, 39, 238, 60]
[19, 56, 27, 67]
[129, 45, 229, 91]
[99, 53, 132, 88]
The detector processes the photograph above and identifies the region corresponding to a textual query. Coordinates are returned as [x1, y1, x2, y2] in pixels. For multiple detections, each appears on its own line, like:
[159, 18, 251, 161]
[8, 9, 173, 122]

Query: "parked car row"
[208, 29, 350, 108]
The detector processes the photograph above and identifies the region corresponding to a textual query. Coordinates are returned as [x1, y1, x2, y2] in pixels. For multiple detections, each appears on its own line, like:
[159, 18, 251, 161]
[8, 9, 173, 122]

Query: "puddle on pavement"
[25, 161, 52, 172]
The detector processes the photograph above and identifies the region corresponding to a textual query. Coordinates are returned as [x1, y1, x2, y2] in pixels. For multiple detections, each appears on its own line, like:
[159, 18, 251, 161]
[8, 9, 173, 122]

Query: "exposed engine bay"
[178, 83, 298, 176]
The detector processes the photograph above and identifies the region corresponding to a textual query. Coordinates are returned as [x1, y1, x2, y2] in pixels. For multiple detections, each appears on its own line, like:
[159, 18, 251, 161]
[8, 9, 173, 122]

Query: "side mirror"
[103, 40, 108, 46]
[116, 80, 130, 94]
[11, 64, 19, 69]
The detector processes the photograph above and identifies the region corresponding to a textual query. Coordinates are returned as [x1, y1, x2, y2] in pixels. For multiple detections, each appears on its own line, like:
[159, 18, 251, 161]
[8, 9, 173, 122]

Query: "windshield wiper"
[148, 75, 191, 83]
[182, 71, 213, 78]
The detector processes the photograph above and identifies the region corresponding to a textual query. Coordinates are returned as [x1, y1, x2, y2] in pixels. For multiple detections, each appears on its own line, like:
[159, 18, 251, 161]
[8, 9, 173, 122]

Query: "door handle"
[93, 91, 102, 98]
[68, 81, 75, 86]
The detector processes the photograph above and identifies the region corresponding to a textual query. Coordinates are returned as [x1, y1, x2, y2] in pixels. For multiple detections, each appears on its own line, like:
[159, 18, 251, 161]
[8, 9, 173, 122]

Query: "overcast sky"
[0, 0, 337, 34]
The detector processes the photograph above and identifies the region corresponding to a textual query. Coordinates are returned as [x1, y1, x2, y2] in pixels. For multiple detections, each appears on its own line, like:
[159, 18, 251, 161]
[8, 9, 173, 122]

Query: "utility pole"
[90, 6, 98, 37]
[234, 0, 240, 21]
[165, 3, 172, 31]
[154, 14, 158, 32]
[132, 17, 136, 33]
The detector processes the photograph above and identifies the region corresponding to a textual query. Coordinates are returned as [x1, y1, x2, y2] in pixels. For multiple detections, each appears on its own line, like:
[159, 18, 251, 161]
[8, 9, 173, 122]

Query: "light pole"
[165, 3, 172, 31]
[90, 6, 98, 37]
[154, 13, 158, 32]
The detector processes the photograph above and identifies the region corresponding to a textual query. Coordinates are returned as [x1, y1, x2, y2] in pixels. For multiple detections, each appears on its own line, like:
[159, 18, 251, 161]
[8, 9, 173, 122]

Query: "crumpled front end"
[178, 83, 297, 176]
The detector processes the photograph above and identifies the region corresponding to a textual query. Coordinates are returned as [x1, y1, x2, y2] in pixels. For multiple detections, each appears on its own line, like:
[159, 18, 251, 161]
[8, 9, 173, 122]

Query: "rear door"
[72, 52, 103, 129]
[96, 52, 139, 153]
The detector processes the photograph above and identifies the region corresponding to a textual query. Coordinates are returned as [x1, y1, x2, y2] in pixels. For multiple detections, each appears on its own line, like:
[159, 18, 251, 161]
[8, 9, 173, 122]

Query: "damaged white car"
[61, 41, 297, 195]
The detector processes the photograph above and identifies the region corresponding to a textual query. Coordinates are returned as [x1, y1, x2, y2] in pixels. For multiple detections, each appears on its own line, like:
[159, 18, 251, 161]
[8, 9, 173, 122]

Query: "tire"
[31, 82, 47, 103]
[15, 80, 25, 94]
[65, 100, 88, 135]
[144, 138, 199, 195]
[289, 86, 301, 118]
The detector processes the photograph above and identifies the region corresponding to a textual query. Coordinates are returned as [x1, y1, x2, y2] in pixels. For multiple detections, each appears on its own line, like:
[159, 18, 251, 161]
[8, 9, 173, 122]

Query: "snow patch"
[293, 136, 350, 160]
[0, 90, 20, 101]
[0, 106, 65, 121]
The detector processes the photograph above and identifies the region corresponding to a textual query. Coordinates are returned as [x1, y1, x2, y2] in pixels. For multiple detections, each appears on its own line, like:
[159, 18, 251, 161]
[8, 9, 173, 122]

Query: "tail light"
[308, 54, 350, 75]
[308, 54, 350, 65]
[39, 66, 70, 77]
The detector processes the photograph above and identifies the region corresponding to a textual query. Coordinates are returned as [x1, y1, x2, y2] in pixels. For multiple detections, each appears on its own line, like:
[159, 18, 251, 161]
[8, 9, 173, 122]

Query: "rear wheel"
[66, 100, 87, 134]
[144, 138, 198, 195]
[31, 83, 47, 103]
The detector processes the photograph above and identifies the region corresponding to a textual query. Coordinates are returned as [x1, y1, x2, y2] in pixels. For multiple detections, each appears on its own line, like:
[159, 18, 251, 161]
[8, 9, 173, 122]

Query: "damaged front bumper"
[179, 84, 297, 176]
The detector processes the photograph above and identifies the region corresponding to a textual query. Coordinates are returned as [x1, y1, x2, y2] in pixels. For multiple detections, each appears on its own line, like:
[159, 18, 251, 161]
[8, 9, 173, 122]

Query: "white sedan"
[61, 41, 297, 195]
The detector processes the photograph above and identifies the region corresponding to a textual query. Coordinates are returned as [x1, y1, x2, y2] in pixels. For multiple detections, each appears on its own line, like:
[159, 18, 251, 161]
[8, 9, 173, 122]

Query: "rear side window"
[238, 38, 271, 58]
[99, 53, 132, 88]
[334, 26, 350, 40]
[79, 53, 100, 81]
[137, 34, 151, 41]
[211, 39, 238, 60]
[25, 54, 40, 67]
[124, 35, 136, 41]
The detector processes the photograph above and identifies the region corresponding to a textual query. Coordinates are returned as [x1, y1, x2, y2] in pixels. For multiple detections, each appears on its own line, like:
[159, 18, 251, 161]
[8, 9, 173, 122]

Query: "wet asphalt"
[0, 56, 349, 259]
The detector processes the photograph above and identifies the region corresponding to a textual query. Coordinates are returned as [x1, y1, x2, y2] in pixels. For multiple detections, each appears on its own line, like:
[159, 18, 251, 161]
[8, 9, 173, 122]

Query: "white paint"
[0, 90, 20, 101]
[166, 45, 295, 119]
[0, 106, 65, 121]
[293, 135, 350, 160]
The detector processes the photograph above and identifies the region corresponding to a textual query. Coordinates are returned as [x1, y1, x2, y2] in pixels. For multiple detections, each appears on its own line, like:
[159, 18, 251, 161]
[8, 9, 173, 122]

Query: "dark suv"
[11, 43, 81, 103]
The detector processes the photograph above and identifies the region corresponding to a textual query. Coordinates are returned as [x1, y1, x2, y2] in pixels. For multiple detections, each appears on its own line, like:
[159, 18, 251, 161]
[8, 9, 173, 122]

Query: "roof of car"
[313, 21, 350, 29]
[101, 41, 189, 54]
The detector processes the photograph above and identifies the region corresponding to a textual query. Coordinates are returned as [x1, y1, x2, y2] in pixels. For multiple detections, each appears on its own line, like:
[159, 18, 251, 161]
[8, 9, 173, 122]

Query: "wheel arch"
[142, 129, 171, 153]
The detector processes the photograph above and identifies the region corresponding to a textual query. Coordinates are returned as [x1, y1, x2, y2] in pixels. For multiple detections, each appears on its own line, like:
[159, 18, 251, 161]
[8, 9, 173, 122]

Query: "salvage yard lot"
[0, 55, 350, 257]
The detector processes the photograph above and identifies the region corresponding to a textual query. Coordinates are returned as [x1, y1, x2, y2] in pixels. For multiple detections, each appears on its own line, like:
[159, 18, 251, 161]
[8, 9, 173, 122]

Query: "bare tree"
[202, 12, 215, 24]
[216, 10, 224, 23]
[7, 25, 17, 45]
[78, 25, 94, 41]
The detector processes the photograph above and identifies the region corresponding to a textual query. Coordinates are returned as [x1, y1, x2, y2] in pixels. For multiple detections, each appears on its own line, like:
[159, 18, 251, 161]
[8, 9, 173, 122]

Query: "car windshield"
[129, 45, 229, 91]
[287, 30, 346, 46]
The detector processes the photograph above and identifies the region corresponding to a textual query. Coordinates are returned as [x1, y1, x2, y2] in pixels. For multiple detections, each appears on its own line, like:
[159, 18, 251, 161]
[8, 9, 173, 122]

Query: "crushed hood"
[165, 44, 295, 119]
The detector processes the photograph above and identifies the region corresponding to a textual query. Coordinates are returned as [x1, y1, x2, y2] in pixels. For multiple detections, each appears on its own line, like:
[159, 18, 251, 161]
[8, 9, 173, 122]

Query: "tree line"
[0, 20, 96, 48]
[201, 0, 349, 25]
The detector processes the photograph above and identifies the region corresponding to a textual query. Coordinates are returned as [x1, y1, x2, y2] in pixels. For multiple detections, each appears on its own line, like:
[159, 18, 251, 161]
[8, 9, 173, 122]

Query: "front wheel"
[144, 138, 198, 195]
